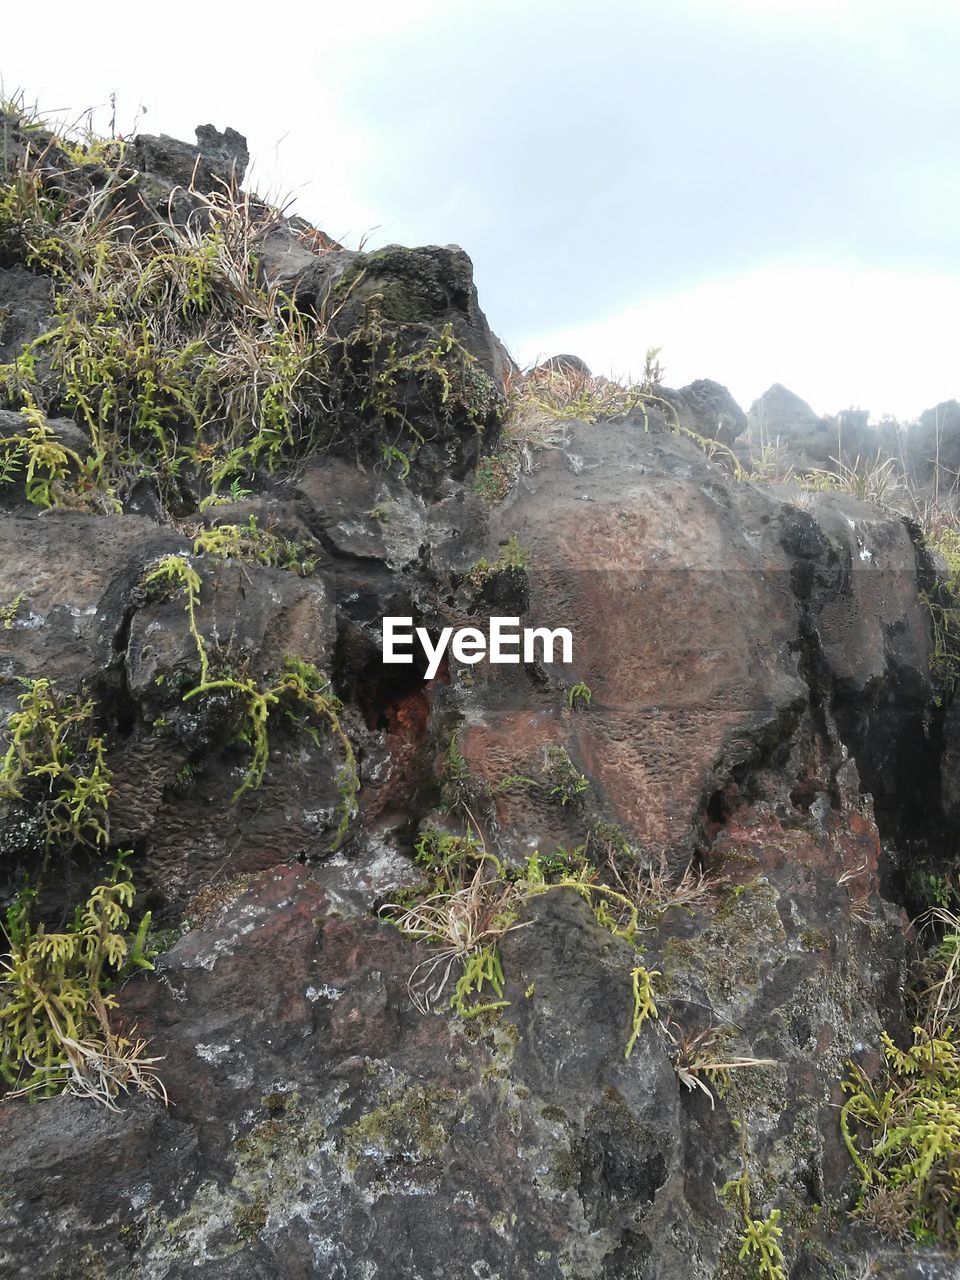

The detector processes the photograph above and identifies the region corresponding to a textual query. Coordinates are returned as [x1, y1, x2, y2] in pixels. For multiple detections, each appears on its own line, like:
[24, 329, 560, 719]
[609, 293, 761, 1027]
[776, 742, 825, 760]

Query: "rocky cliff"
[1, 110, 960, 1280]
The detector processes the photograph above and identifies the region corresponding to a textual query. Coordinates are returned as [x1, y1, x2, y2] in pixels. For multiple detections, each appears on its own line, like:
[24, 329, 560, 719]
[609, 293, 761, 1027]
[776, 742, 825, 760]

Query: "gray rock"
[133, 125, 249, 191]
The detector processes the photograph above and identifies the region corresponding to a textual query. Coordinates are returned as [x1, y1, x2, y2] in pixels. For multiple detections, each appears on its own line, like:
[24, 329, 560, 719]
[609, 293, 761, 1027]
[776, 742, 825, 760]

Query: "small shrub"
[0, 852, 164, 1108]
[543, 745, 589, 808]
[0, 677, 111, 855]
[381, 844, 525, 1016]
[567, 681, 592, 710]
[193, 516, 318, 576]
[841, 1026, 960, 1247]
[472, 451, 515, 503]
[660, 1019, 776, 1108]
[0, 403, 89, 509]
[467, 535, 529, 590]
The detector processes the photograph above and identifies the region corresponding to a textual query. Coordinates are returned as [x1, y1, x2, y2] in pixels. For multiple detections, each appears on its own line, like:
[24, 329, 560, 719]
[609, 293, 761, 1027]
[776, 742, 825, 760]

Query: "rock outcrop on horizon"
[1, 110, 960, 1280]
[741, 383, 960, 503]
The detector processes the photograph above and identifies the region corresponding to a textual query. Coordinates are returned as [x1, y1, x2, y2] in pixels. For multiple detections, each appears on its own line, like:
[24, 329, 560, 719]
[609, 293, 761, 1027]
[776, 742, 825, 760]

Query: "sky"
[4, 0, 959, 420]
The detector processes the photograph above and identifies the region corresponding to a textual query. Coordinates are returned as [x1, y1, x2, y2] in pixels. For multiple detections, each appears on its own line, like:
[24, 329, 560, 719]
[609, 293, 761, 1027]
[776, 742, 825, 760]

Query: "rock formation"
[1, 106, 959, 1279]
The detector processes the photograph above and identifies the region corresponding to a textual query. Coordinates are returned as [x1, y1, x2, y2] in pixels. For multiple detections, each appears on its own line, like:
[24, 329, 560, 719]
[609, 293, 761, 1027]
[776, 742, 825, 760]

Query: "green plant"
[381, 841, 526, 1016]
[0, 677, 111, 854]
[738, 1209, 787, 1280]
[543, 745, 589, 807]
[567, 681, 592, 710]
[355, 317, 496, 458]
[142, 554, 207, 682]
[193, 516, 318, 576]
[0, 403, 87, 508]
[0, 153, 336, 506]
[801, 452, 903, 507]
[449, 943, 509, 1020]
[439, 731, 472, 812]
[505, 364, 651, 437]
[0, 592, 22, 628]
[0, 851, 165, 1108]
[920, 524, 960, 694]
[841, 1026, 960, 1246]
[640, 346, 664, 392]
[413, 825, 486, 883]
[198, 477, 252, 510]
[472, 452, 514, 503]
[467, 535, 529, 590]
[143, 557, 354, 836]
[624, 964, 659, 1059]
[720, 1173, 787, 1280]
[184, 656, 357, 842]
[378, 441, 411, 479]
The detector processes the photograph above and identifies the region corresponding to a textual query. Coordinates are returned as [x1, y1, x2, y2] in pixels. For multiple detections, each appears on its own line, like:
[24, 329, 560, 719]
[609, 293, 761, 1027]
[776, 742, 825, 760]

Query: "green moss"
[473, 452, 514, 503]
[468, 535, 529, 589]
[0, 851, 161, 1100]
[147, 561, 360, 843]
[542, 745, 589, 809]
[344, 1083, 457, 1163]
[799, 928, 830, 952]
[193, 517, 318, 577]
[841, 1026, 960, 1247]
[0, 402, 96, 509]
[716, 877, 767, 922]
[232, 1195, 268, 1241]
[549, 1145, 581, 1194]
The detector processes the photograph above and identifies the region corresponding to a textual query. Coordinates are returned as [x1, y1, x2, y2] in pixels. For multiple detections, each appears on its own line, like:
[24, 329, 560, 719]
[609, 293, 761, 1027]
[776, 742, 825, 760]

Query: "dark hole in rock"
[336, 621, 448, 739]
[790, 780, 819, 813]
[706, 789, 727, 826]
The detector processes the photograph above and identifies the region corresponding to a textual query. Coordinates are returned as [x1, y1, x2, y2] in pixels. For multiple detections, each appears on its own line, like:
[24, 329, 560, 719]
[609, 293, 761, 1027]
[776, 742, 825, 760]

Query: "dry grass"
[381, 856, 528, 1015]
[801, 452, 905, 507]
[606, 853, 717, 923]
[917, 907, 960, 1035]
[660, 1019, 777, 1108]
[4, 994, 167, 1113]
[503, 364, 661, 445]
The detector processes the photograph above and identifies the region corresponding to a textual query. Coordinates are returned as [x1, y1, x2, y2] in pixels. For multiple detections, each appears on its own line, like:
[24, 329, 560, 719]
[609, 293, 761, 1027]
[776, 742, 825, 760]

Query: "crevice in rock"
[696, 696, 805, 851]
[334, 617, 447, 739]
[788, 557, 953, 909]
[99, 602, 140, 740]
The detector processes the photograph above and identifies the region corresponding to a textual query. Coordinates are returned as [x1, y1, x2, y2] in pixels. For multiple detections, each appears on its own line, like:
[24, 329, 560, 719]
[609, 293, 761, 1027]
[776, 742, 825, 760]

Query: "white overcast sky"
[4, 0, 959, 420]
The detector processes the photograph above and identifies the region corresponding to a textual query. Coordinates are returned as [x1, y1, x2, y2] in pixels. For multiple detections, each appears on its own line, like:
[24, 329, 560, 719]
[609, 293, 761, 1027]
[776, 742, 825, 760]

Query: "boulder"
[662, 378, 747, 446]
[132, 125, 250, 192]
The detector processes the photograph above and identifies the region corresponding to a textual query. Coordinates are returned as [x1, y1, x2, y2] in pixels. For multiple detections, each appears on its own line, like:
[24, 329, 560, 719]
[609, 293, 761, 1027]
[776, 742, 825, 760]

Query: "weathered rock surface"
[467, 420, 934, 868]
[662, 378, 748, 447]
[133, 125, 250, 194]
[2, 119, 960, 1280]
[2, 411, 956, 1277]
[0, 266, 52, 366]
